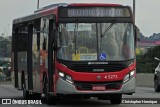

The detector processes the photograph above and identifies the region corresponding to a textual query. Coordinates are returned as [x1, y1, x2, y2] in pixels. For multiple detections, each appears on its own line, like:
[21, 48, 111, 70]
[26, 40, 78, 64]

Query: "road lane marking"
[26, 105, 33, 107]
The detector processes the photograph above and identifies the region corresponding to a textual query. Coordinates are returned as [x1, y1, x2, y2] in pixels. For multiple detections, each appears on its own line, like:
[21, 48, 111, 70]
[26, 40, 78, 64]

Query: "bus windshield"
[57, 23, 135, 61]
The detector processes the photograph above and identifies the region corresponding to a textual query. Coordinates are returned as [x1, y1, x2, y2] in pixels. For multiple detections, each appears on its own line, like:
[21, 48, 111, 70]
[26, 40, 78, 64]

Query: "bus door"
[13, 27, 19, 88]
[40, 15, 56, 93]
[48, 15, 56, 92]
[27, 24, 33, 90]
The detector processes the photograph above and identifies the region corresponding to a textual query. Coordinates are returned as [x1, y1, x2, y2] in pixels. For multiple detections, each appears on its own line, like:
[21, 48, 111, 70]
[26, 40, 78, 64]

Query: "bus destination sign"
[60, 7, 130, 18]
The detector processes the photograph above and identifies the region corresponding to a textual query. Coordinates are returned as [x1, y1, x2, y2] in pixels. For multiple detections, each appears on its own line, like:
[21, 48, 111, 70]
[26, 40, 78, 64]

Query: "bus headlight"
[123, 74, 129, 83]
[66, 75, 73, 84]
[59, 72, 65, 77]
[123, 70, 135, 83]
[130, 70, 135, 77]
[58, 71, 73, 84]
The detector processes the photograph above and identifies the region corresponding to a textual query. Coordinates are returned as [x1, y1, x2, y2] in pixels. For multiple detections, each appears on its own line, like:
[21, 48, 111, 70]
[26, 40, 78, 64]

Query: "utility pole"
[133, 0, 135, 20]
[37, 0, 39, 9]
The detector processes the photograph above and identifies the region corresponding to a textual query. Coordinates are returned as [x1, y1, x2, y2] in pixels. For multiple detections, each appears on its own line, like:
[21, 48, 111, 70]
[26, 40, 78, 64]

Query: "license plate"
[92, 86, 106, 91]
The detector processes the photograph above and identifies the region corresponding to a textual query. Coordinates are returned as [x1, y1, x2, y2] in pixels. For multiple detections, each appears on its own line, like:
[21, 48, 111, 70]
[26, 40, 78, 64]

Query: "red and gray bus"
[11, 3, 139, 104]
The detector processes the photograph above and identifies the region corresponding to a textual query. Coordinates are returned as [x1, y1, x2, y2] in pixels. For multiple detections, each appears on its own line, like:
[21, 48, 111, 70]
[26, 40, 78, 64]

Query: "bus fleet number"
[104, 75, 118, 80]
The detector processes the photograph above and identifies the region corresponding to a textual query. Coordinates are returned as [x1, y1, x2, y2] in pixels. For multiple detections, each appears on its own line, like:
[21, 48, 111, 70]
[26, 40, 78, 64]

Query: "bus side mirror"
[154, 57, 160, 61]
[135, 26, 140, 47]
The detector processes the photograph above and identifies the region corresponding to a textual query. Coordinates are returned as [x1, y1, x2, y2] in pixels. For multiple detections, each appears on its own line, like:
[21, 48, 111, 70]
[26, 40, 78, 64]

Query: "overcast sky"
[0, 0, 160, 37]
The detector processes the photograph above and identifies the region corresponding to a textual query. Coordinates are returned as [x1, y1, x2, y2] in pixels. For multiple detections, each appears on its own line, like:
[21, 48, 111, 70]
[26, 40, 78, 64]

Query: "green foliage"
[137, 46, 160, 73]
[0, 37, 11, 57]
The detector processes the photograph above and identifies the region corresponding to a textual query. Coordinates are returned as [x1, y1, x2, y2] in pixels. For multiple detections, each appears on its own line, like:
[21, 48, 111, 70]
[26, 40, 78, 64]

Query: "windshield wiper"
[100, 20, 116, 38]
[99, 20, 116, 51]
[73, 20, 79, 55]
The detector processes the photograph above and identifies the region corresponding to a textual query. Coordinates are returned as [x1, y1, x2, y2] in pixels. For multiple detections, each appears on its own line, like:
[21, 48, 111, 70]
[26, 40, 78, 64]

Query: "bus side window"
[37, 33, 40, 51]
[18, 26, 28, 52]
[33, 19, 40, 51]
[32, 28, 37, 51]
[43, 37, 47, 50]
[40, 18, 49, 50]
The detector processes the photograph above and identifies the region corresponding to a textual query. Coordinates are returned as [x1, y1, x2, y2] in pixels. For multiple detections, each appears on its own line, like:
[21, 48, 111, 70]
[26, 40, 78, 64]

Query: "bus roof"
[13, 3, 126, 24]
[34, 3, 122, 13]
[68, 3, 122, 7]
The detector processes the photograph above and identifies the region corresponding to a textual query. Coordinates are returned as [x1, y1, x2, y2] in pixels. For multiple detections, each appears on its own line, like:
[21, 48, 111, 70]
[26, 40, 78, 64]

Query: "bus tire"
[154, 77, 160, 92]
[44, 80, 57, 105]
[32, 93, 41, 100]
[109, 94, 122, 105]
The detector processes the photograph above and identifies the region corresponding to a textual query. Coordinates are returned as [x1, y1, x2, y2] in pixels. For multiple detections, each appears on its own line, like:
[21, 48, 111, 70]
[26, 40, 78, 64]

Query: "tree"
[136, 46, 160, 73]
[0, 37, 11, 57]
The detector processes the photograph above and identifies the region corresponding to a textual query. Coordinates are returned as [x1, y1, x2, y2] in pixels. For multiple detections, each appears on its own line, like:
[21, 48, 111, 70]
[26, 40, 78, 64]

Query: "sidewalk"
[0, 81, 11, 84]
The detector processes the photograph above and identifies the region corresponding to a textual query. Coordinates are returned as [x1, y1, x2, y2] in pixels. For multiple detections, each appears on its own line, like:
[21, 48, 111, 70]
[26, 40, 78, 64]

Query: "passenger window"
[32, 19, 40, 51]
[40, 18, 49, 50]
[17, 26, 28, 51]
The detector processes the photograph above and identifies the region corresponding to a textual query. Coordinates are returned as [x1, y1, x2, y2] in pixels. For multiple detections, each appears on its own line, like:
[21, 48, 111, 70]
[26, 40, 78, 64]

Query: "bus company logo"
[93, 69, 104, 72]
[88, 62, 108, 65]
[1, 99, 42, 105]
[97, 76, 101, 80]
[2, 99, 11, 104]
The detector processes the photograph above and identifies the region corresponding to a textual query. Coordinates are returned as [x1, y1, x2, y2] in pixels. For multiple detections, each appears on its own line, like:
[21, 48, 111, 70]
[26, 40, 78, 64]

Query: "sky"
[0, 0, 160, 37]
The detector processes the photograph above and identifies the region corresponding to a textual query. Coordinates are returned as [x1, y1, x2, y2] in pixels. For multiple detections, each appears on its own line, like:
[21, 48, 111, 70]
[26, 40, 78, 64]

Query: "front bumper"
[56, 77, 136, 94]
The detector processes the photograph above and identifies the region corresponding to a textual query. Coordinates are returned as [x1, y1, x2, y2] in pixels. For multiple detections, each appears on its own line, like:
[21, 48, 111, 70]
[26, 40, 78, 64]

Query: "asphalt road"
[0, 84, 160, 107]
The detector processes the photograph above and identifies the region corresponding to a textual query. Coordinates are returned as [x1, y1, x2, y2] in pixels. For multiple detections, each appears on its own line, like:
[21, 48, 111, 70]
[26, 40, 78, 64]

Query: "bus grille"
[74, 81, 122, 91]
[70, 64, 126, 72]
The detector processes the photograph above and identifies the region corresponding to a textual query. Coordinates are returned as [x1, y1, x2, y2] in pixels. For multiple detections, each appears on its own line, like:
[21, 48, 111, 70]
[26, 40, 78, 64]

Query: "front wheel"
[22, 82, 30, 99]
[110, 94, 122, 105]
[154, 77, 160, 92]
[43, 81, 57, 105]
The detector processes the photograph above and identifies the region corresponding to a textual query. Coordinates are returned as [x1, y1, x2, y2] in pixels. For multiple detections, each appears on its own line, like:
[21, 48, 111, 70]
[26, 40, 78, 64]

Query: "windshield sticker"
[72, 54, 80, 61]
[66, 23, 91, 31]
[99, 53, 106, 60]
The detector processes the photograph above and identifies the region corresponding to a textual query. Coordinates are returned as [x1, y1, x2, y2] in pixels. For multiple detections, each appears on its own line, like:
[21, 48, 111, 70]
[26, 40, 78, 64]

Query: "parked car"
[154, 57, 160, 92]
